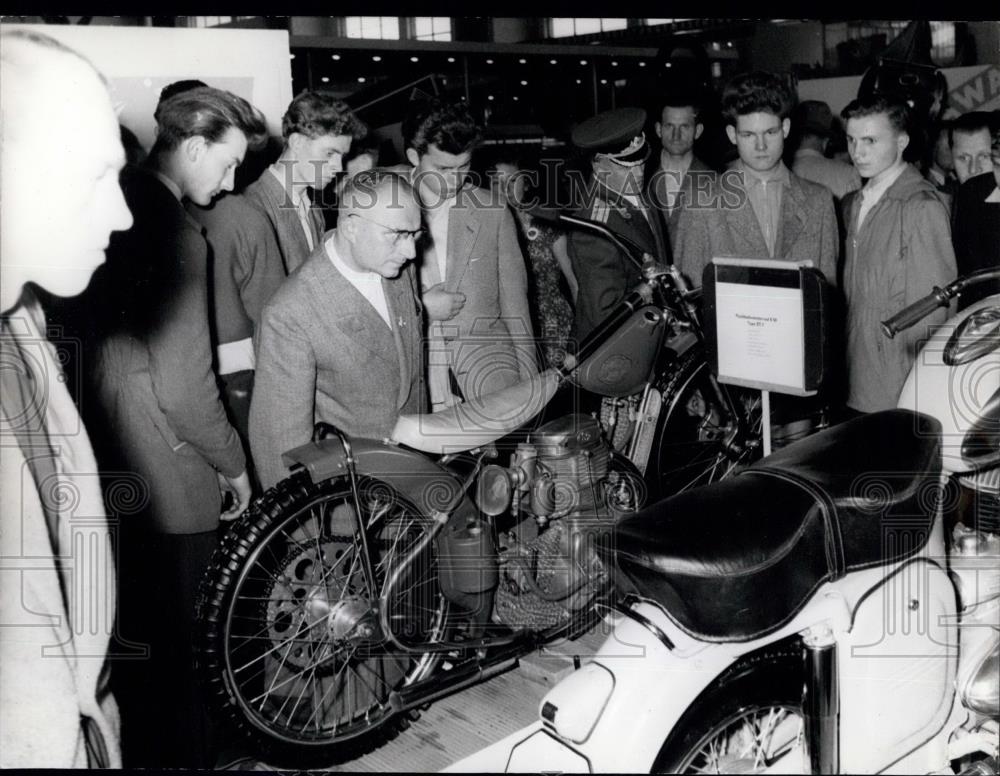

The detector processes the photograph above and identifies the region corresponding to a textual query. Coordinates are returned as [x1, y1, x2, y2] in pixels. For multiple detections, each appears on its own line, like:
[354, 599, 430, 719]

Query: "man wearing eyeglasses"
[250, 170, 426, 489]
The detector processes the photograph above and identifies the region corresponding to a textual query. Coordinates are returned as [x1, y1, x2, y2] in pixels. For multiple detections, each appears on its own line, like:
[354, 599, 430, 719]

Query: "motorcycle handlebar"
[881, 288, 950, 339]
[880, 267, 1000, 338]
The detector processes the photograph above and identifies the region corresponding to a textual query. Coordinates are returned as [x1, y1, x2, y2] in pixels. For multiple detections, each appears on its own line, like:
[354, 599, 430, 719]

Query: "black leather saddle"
[604, 409, 943, 642]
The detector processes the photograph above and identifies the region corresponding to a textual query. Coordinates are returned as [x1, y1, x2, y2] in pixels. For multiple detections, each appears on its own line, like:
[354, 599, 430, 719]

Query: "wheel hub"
[325, 596, 379, 644]
[265, 535, 368, 670]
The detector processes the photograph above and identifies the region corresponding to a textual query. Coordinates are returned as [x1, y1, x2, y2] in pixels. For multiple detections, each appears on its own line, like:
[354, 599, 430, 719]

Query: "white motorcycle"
[446, 268, 1000, 775]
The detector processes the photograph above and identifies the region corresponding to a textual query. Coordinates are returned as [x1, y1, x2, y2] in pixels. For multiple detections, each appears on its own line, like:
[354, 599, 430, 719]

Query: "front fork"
[802, 624, 840, 774]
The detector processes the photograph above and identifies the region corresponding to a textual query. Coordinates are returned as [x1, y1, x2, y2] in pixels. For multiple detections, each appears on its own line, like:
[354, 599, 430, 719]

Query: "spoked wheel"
[653, 646, 805, 774]
[196, 472, 451, 766]
[651, 349, 764, 498]
[669, 704, 804, 773]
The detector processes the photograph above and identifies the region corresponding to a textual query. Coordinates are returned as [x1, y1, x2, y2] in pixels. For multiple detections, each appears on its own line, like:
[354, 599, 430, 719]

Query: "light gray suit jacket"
[423, 187, 538, 401]
[250, 238, 426, 488]
[245, 168, 326, 277]
[1, 295, 121, 767]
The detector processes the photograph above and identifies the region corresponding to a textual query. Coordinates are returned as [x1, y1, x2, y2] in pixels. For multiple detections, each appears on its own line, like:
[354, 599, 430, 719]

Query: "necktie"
[297, 190, 315, 251]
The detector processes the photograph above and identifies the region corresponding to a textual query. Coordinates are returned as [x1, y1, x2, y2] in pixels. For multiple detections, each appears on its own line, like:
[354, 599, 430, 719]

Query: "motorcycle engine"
[486, 414, 641, 630]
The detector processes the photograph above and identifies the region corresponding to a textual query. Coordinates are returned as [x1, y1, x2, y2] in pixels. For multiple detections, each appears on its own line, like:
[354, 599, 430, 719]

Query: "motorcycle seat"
[605, 409, 943, 642]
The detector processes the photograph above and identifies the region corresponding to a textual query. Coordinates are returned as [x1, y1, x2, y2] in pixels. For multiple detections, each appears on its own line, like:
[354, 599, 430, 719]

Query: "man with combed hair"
[673, 71, 839, 288]
[400, 98, 537, 410]
[251, 170, 427, 489]
[841, 95, 957, 413]
[950, 110, 995, 184]
[949, 119, 999, 308]
[0, 30, 133, 768]
[646, 93, 714, 249]
[192, 91, 366, 460]
[90, 85, 267, 767]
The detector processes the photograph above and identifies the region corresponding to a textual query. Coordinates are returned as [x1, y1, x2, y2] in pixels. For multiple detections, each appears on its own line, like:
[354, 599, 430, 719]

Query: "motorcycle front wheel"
[651, 347, 765, 498]
[652, 645, 805, 773]
[196, 471, 452, 767]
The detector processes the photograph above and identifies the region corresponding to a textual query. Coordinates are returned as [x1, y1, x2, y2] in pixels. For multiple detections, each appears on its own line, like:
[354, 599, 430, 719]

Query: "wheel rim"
[675, 704, 803, 774]
[655, 360, 763, 495]
[221, 481, 447, 746]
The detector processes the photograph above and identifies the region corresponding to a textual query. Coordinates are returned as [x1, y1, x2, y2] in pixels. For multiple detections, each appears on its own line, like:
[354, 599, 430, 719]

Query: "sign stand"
[761, 389, 772, 457]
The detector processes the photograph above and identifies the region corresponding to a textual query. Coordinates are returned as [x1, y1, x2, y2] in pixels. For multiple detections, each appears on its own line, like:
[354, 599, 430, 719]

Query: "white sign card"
[713, 257, 816, 397]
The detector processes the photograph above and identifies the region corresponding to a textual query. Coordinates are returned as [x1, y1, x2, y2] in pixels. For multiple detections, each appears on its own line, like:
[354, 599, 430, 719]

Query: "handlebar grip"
[881, 287, 948, 339]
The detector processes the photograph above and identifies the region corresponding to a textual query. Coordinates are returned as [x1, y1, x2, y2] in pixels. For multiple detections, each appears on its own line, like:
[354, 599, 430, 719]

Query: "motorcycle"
[443, 268, 1000, 774]
[534, 209, 776, 498]
[192, 212, 773, 766]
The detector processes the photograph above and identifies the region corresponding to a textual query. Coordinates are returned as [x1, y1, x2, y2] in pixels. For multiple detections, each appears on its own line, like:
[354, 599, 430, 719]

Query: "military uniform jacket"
[568, 180, 669, 340]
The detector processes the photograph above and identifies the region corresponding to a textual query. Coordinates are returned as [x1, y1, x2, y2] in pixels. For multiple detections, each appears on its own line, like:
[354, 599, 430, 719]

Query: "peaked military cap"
[571, 107, 649, 165]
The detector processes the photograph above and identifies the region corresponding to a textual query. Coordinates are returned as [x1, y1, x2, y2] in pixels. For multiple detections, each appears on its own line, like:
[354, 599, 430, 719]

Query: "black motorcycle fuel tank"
[572, 304, 668, 398]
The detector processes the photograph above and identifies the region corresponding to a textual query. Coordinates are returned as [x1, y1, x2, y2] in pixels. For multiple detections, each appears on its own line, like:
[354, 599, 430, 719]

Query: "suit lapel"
[725, 173, 770, 257]
[447, 200, 481, 290]
[318, 256, 397, 366]
[307, 202, 325, 248]
[777, 176, 808, 259]
[384, 269, 418, 409]
[259, 172, 312, 274]
[641, 191, 669, 262]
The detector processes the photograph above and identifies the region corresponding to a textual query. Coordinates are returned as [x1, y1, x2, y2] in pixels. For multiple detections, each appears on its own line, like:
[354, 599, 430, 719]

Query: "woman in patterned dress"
[491, 154, 578, 369]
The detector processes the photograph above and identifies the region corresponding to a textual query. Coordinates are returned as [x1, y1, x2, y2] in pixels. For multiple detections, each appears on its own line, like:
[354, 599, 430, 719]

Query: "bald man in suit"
[250, 170, 427, 489]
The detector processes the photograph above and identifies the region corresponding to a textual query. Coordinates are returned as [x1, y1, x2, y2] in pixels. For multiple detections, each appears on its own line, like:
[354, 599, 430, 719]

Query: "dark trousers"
[113, 527, 220, 768]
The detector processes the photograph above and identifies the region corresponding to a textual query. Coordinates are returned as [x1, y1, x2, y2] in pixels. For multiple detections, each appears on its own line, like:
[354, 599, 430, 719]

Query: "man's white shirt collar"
[326, 235, 392, 326]
[659, 150, 692, 174]
[861, 160, 906, 203]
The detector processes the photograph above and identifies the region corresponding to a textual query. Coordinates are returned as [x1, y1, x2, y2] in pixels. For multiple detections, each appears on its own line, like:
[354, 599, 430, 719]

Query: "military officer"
[568, 107, 670, 340]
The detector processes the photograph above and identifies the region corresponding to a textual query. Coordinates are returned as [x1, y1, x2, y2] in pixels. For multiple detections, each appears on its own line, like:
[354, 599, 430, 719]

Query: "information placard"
[709, 258, 817, 397]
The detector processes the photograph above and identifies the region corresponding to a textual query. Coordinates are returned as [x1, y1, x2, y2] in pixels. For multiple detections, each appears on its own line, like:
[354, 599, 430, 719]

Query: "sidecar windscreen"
[390, 368, 561, 454]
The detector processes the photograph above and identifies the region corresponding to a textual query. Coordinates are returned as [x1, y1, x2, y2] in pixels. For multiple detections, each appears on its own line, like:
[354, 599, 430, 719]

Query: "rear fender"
[281, 436, 479, 525]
